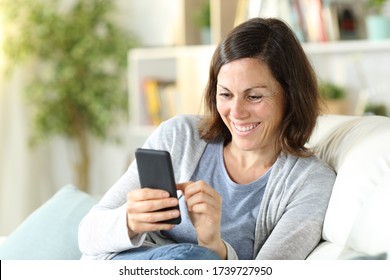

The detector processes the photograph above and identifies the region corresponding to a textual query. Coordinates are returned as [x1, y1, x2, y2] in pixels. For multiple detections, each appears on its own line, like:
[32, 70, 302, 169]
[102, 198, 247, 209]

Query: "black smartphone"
[135, 148, 181, 224]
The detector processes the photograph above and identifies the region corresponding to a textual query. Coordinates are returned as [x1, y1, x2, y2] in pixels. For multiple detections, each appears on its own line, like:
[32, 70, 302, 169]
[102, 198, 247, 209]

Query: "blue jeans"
[111, 243, 221, 260]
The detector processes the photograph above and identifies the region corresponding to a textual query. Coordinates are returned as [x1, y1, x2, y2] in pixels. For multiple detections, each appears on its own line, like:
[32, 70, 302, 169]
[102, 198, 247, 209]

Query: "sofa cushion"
[308, 115, 390, 257]
[307, 241, 387, 260]
[347, 172, 390, 255]
[0, 185, 97, 260]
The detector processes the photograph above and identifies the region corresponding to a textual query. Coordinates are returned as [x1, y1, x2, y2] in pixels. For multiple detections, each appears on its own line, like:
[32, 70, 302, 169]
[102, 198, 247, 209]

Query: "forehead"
[219, 57, 274, 76]
[217, 58, 281, 90]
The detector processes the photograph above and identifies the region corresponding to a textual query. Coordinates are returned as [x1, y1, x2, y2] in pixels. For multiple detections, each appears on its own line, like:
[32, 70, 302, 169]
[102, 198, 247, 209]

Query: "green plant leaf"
[0, 0, 138, 143]
[319, 82, 347, 100]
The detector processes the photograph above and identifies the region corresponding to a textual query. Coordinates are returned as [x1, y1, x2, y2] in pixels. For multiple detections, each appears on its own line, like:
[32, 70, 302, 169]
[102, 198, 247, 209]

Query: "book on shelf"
[321, 0, 340, 41]
[250, 0, 363, 42]
[285, 0, 336, 42]
[142, 79, 179, 126]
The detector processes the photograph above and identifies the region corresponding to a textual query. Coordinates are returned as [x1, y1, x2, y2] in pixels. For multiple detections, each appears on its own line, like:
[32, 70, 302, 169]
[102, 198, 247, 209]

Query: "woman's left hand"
[177, 181, 226, 259]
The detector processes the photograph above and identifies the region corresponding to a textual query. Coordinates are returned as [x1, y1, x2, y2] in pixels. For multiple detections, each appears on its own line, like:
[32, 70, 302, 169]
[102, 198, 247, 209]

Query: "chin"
[232, 139, 259, 151]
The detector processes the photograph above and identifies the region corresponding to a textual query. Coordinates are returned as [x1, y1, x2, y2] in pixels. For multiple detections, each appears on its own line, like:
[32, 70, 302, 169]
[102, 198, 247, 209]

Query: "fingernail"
[162, 192, 170, 198]
[172, 210, 179, 217]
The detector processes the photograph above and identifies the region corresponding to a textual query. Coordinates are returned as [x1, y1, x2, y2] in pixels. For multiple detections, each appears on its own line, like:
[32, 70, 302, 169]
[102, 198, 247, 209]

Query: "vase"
[365, 15, 390, 40]
[200, 28, 211, 45]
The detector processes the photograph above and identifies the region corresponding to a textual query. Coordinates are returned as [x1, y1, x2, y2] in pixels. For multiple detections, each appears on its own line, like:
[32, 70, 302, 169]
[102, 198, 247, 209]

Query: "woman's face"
[216, 58, 285, 152]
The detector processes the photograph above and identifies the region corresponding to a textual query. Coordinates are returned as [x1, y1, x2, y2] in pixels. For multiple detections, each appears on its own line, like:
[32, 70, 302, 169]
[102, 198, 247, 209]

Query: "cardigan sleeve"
[78, 122, 170, 256]
[78, 115, 207, 258]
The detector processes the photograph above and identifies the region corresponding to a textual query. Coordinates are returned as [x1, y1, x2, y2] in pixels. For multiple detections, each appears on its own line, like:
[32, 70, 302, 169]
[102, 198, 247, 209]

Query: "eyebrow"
[217, 84, 268, 93]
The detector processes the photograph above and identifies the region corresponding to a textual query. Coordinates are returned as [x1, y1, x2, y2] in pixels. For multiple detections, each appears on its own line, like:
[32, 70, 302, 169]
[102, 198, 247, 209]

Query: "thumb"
[176, 181, 193, 192]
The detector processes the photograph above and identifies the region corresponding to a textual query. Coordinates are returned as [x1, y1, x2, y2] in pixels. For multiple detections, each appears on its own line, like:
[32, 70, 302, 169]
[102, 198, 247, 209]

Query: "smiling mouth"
[233, 122, 260, 133]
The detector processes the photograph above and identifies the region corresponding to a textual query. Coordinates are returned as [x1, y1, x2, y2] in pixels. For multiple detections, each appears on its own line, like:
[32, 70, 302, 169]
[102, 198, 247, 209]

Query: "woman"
[78, 17, 335, 260]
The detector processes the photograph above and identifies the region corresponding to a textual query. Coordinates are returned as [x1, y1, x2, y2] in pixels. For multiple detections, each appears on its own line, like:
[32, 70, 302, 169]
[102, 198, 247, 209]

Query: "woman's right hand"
[126, 188, 180, 238]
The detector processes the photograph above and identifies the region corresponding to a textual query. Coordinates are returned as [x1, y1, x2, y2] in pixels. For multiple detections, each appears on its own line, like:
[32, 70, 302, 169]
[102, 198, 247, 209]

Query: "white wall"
[116, 0, 181, 47]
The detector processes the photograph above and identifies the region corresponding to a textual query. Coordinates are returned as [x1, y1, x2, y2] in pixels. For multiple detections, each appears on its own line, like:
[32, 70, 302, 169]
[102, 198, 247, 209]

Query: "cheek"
[216, 99, 228, 116]
[250, 102, 272, 118]
[261, 103, 284, 130]
[261, 97, 283, 116]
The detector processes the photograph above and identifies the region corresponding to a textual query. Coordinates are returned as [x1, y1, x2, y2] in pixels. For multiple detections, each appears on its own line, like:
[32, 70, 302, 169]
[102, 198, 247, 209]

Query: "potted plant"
[365, 103, 388, 116]
[0, 0, 138, 192]
[193, 0, 211, 44]
[319, 82, 348, 115]
[365, 0, 390, 40]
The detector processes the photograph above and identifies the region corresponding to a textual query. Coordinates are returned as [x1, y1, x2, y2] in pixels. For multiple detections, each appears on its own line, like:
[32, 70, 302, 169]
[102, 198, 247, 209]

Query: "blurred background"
[1, 0, 390, 236]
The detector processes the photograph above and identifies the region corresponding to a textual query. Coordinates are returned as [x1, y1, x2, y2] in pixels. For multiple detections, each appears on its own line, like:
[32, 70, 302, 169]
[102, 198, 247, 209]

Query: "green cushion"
[0, 185, 97, 259]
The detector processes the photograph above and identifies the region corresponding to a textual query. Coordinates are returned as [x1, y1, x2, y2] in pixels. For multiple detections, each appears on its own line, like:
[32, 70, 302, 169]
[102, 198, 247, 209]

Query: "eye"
[218, 92, 233, 99]
[247, 95, 263, 102]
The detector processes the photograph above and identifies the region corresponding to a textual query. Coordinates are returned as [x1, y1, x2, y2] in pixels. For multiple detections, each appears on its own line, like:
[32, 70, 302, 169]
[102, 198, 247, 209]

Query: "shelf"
[303, 39, 390, 54]
[128, 45, 215, 126]
[129, 38, 390, 57]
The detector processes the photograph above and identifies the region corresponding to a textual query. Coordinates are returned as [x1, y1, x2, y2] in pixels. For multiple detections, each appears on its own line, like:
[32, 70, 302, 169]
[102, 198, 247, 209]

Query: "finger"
[186, 187, 213, 204]
[176, 181, 193, 192]
[127, 197, 179, 213]
[187, 192, 221, 213]
[130, 221, 175, 234]
[127, 209, 180, 234]
[181, 180, 216, 196]
[127, 188, 170, 202]
[136, 209, 181, 224]
[190, 200, 220, 214]
[186, 189, 221, 213]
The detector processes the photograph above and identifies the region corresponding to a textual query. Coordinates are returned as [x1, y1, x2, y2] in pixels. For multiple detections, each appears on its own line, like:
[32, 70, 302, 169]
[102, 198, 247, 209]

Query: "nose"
[230, 97, 249, 120]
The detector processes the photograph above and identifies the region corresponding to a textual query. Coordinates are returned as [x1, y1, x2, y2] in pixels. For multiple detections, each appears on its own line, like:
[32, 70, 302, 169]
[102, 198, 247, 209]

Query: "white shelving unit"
[128, 45, 214, 127]
[127, 45, 214, 156]
[303, 40, 390, 115]
[303, 39, 390, 54]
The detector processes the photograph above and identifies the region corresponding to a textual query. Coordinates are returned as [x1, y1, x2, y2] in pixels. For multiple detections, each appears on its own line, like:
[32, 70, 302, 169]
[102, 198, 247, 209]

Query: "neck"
[223, 142, 279, 184]
[225, 142, 278, 169]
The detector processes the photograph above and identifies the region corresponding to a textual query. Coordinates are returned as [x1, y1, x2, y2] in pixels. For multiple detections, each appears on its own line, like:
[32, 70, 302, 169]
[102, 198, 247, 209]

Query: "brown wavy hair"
[198, 18, 320, 157]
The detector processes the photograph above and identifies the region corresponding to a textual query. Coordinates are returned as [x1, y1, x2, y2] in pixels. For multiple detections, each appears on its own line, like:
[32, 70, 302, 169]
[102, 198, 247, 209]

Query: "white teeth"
[234, 123, 259, 132]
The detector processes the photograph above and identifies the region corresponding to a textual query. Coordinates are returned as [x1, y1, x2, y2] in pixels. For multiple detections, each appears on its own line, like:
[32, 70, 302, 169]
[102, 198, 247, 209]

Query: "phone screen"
[135, 148, 181, 224]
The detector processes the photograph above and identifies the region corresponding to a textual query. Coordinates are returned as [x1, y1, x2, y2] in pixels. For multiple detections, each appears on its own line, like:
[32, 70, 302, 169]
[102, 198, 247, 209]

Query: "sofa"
[0, 114, 389, 260]
[306, 114, 390, 260]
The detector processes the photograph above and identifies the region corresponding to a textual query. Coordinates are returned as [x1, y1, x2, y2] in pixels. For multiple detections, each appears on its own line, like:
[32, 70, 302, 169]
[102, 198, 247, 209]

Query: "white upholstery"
[307, 115, 390, 259]
[0, 236, 6, 245]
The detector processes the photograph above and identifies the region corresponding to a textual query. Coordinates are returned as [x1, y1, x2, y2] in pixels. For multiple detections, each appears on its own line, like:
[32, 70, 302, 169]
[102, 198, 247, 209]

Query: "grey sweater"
[78, 114, 336, 260]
